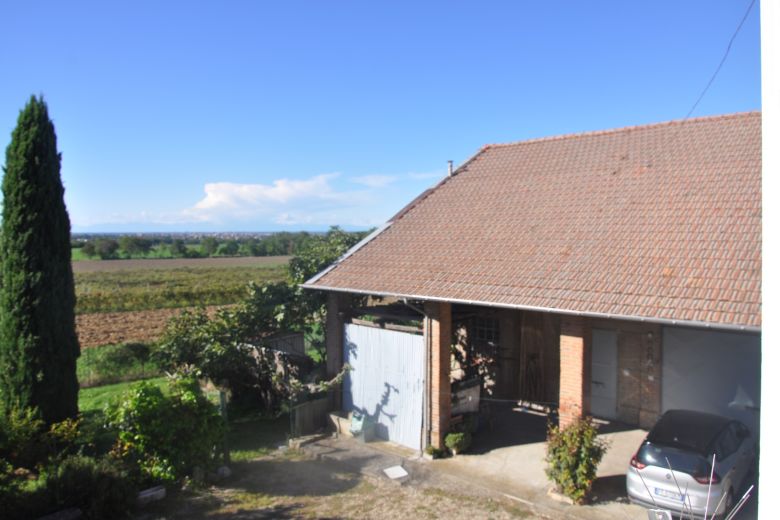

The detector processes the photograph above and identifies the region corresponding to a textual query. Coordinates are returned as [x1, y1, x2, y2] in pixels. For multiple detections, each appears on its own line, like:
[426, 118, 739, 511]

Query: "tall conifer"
[0, 96, 79, 423]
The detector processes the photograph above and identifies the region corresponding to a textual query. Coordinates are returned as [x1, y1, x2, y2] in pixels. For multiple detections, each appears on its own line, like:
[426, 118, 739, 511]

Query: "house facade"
[303, 112, 761, 450]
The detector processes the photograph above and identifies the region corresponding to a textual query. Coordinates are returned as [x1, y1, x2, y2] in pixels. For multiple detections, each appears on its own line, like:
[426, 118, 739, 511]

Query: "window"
[474, 317, 500, 344]
[715, 425, 740, 460]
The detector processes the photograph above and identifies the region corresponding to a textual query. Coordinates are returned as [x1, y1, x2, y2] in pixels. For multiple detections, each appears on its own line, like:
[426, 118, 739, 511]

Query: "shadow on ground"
[470, 401, 638, 454]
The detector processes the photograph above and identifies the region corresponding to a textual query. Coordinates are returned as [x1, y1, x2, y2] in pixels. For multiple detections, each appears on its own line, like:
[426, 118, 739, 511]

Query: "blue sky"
[0, 1, 761, 232]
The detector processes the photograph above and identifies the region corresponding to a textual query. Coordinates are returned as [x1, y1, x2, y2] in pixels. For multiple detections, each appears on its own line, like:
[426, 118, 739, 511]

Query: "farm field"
[73, 256, 291, 347]
[74, 262, 288, 314]
[76, 305, 226, 348]
[72, 255, 291, 272]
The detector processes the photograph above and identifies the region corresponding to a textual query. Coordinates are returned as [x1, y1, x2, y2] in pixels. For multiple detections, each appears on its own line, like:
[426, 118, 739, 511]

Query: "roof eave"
[299, 283, 761, 334]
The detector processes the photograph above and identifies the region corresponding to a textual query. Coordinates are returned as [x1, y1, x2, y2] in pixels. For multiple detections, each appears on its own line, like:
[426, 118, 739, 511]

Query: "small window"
[474, 317, 500, 344]
[715, 425, 740, 460]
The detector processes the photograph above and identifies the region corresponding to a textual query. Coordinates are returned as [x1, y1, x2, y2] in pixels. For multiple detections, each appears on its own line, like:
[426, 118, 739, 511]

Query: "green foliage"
[544, 417, 608, 504]
[0, 454, 136, 520]
[74, 263, 288, 314]
[0, 406, 90, 472]
[42, 454, 136, 519]
[217, 239, 240, 256]
[154, 287, 304, 410]
[118, 236, 152, 257]
[0, 95, 80, 425]
[81, 241, 97, 257]
[94, 238, 120, 259]
[288, 226, 368, 284]
[108, 377, 225, 485]
[0, 407, 46, 469]
[201, 236, 219, 256]
[444, 432, 472, 454]
[424, 445, 447, 459]
[78, 343, 158, 388]
[152, 228, 368, 413]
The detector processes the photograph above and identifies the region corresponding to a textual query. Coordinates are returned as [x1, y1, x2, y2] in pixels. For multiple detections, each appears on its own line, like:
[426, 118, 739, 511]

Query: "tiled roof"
[307, 112, 762, 330]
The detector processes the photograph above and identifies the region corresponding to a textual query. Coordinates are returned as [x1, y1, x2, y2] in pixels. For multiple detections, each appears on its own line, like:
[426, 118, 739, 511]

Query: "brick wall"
[425, 301, 452, 448]
[559, 315, 590, 427]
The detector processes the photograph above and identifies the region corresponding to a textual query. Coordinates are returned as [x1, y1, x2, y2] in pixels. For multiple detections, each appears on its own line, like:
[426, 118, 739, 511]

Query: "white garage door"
[662, 327, 761, 434]
[343, 323, 425, 450]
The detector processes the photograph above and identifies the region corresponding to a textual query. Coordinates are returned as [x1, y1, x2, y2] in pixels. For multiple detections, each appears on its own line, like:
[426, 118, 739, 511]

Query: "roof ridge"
[484, 111, 761, 149]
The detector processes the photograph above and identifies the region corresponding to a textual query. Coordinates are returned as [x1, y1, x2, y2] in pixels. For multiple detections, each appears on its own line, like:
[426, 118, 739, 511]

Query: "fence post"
[219, 390, 230, 465]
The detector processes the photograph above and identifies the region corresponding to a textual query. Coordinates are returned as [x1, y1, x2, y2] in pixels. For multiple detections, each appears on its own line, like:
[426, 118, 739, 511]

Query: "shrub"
[424, 445, 447, 459]
[444, 432, 472, 455]
[0, 407, 46, 469]
[108, 377, 225, 485]
[545, 417, 608, 504]
[42, 454, 136, 519]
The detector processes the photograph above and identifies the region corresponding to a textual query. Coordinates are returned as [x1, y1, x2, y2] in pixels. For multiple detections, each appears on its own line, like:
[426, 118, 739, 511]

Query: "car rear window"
[637, 443, 710, 476]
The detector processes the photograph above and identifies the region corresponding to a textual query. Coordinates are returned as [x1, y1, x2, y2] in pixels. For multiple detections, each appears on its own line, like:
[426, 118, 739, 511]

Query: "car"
[626, 409, 756, 519]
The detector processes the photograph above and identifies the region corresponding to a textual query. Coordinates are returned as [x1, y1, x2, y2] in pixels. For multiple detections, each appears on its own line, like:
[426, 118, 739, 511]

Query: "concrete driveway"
[305, 403, 759, 519]
[432, 404, 649, 519]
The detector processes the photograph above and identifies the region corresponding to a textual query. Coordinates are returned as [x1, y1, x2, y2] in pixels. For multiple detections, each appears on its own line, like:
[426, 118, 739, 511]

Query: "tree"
[169, 239, 187, 257]
[95, 238, 119, 259]
[200, 236, 219, 256]
[288, 226, 368, 284]
[217, 240, 239, 256]
[0, 96, 80, 423]
[81, 241, 97, 257]
[118, 236, 152, 257]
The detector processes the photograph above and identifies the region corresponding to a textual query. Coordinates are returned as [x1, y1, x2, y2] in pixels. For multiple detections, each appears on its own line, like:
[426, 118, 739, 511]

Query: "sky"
[0, 1, 762, 232]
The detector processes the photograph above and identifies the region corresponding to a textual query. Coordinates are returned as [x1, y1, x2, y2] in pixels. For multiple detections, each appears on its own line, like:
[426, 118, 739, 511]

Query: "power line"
[683, 0, 757, 120]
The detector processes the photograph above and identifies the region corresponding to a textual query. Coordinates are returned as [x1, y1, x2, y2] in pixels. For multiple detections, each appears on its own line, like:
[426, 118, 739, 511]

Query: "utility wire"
[683, 0, 757, 120]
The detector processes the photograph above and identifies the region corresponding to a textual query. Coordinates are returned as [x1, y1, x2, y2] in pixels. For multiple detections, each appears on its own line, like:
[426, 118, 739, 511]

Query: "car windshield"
[637, 443, 710, 477]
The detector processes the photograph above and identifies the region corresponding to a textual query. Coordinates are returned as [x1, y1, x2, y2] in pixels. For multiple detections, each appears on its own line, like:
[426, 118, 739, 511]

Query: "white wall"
[662, 327, 761, 435]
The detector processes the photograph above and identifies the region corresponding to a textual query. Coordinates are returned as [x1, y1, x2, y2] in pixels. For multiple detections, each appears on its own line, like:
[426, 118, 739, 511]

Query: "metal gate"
[343, 323, 425, 450]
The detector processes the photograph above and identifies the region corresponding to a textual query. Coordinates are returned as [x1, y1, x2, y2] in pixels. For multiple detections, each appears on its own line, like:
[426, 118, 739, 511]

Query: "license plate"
[654, 488, 684, 502]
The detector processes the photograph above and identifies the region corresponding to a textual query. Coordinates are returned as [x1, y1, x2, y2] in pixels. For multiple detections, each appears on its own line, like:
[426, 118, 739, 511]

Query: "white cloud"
[73, 169, 444, 230]
[180, 173, 360, 223]
[350, 174, 398, 188]
[193, 173, 339, 210]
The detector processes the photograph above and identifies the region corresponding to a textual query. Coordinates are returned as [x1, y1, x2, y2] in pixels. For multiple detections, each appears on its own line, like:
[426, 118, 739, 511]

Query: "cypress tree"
[0, 96, 79, 423]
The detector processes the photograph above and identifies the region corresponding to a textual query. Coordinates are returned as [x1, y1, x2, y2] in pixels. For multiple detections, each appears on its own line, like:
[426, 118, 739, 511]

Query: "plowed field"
[76, 306, 226, 348]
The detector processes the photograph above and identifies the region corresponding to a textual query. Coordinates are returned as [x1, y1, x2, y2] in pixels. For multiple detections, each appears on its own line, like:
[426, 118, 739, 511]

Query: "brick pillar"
[559, 315, 590, 427]
[425, 301, 452, 449]
[326, 292, 351, 410]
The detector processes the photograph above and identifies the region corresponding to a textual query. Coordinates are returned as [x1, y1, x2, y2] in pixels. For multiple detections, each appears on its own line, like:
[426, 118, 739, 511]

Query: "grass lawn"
[79, 376, 169, 414]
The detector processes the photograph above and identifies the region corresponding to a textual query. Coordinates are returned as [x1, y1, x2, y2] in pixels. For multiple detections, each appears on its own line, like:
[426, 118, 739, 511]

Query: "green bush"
[444, 432, 472, 454]
[0, 407, 46, 470]
[0, 454, 136, 520]
[43, 454, 136, 519]
[424, 445, 447, 459]
[108, 377, 225, 485]
[545, 417, 608, 504]
[0, 461, 49, 520]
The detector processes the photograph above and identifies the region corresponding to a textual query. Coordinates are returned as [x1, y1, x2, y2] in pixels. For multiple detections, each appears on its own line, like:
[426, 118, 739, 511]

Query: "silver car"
[626, 410, 756, 519]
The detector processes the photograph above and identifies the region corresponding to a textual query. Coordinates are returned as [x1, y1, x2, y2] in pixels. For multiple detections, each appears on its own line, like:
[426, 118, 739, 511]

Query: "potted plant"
[444, 432, 472, 456]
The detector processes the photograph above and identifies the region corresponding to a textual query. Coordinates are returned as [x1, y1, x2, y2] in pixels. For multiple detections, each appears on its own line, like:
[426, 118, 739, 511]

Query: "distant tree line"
[73, 230, 363, 260]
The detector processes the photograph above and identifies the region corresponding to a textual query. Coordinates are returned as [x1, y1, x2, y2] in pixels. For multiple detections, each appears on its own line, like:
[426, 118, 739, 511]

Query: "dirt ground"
[76, 305, 226, 347]
[145, 449, 537, 520]
[72, 255, 291, 273]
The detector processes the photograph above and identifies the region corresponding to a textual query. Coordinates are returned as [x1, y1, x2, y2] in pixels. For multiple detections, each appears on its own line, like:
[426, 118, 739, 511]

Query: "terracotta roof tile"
[308, 112, 761, 329]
